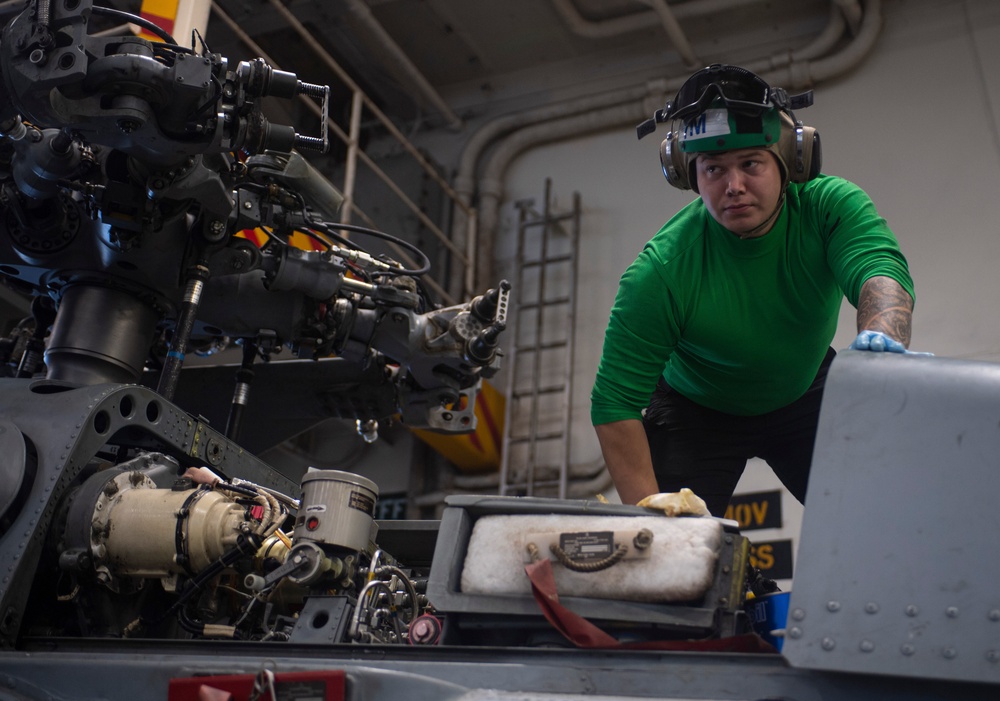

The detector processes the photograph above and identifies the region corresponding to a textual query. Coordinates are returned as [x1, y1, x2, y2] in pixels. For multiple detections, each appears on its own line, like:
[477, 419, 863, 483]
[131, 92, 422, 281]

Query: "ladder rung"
[521, 212, 575, 227]
[513, 340, 568, 353]
[518, 296, 570, 311]
[511, 384, 566, 399]
[507, 432, 565, 443]
[523, 254, 573, 268]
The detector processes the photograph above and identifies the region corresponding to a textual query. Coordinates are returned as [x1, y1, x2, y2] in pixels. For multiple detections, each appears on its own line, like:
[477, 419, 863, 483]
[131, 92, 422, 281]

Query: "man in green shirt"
[591, 65, 918, 516]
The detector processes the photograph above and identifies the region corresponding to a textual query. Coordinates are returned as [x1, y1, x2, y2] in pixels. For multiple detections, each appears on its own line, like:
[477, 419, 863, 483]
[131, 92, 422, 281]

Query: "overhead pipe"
[833, 0, 864, 35]
[446, 82, 657, 297]
[550, 0, 775, 39]
[635, 0, 701, 68]
[474, 100, 650, 286]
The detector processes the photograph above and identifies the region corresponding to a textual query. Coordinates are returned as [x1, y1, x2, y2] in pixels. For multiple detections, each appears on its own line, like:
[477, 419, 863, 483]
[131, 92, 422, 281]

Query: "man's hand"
[849, 329, 907, 353]
[850, 330, 933, 356]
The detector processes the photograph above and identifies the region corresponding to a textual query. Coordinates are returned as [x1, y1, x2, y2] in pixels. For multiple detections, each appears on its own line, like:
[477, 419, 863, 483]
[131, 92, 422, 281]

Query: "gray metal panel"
[783, 351, 1000, 685]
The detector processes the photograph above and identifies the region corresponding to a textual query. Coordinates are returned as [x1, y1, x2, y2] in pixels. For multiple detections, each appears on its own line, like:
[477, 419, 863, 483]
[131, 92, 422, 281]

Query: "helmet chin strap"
[738, 185, 787, 239]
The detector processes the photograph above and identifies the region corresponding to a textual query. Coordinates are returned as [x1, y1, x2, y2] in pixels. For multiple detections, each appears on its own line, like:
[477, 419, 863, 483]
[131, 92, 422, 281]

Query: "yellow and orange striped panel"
[238, 228, 327, 252]
[137, 0, 178, 42]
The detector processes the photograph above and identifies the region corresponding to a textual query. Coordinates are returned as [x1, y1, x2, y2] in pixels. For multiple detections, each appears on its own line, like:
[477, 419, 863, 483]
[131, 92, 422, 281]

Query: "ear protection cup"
[659, 132, 693, 191]
[774, 112, 821, 183]
[780, 120, 821, 183]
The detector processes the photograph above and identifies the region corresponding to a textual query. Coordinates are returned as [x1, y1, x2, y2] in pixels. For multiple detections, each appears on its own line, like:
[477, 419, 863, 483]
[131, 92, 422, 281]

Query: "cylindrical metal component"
[285, 541, 343, 586]
[45, 285, 160, 384]
[157, 265, 210, 399]
[295, 470, 378, 554]
[96, 485, 247, 577]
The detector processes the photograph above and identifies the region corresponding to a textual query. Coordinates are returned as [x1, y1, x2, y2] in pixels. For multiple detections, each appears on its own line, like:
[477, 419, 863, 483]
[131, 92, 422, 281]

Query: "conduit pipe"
[473, 101, 650, 284]
[833, 0, 864, 35]
[446, 82, 659, 296]
[550, 0, 775, 39]
[635, 0, 701, 68]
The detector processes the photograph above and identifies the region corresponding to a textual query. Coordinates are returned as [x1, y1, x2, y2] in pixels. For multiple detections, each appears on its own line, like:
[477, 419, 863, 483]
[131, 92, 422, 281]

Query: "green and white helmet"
[637, 64, 821, 192]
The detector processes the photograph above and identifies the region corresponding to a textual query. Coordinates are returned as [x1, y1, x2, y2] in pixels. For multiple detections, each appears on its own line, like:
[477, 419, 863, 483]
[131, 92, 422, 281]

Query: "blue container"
[744, 591, 790, 651]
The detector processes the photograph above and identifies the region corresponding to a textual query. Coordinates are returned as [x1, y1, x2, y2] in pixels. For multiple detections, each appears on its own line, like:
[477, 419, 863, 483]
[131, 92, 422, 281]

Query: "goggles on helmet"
[666, 64, 771, 122]
[636, 64, 813, 140]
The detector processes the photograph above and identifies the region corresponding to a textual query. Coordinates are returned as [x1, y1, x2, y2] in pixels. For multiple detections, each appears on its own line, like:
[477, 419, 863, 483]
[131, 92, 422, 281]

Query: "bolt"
[243, 200, 253, 209]
[632, 528, 653, 550]
[409, 617, 439, 644]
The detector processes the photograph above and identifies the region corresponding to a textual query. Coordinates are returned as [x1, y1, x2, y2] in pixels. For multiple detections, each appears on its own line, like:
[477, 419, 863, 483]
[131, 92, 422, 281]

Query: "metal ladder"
[499, 179, 580, 498]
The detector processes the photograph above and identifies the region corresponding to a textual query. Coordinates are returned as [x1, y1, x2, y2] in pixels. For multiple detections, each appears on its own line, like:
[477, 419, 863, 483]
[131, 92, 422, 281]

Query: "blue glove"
[849, 330, 933, 356]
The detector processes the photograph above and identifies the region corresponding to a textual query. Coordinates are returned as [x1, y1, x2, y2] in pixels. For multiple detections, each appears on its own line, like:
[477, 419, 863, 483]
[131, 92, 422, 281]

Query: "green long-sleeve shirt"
[591, 174, 914, 422]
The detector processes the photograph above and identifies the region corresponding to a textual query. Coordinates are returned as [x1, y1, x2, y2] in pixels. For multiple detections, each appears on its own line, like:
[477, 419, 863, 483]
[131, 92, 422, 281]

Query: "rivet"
[788, 627, 802, 639]
[946, 606, 959, 618]
[821, 637, 836, 651]
[988, 610, 1000, 622]
[905, 605, 919, 617]
[865, 602, 879, 614]
[942, 647, 957, 659]
[986, 650, 999, 664]
[791, 608, 806, 621]
[826, 601, 841, 612]
[901, 643, 915, 656]
[860, 640, 875, 653]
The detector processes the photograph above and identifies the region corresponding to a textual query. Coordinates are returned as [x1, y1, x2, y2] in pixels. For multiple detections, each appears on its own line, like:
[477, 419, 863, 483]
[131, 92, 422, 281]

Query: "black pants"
[642, 348, 835, 517]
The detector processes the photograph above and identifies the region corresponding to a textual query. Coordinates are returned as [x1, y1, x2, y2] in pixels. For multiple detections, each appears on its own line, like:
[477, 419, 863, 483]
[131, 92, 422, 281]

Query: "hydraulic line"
[157, 264, 211, 400]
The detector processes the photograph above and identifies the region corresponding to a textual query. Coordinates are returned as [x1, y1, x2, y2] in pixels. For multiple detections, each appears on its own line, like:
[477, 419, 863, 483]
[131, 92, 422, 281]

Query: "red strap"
[524, 558, 776, 653]
[524, 558, 619, 647]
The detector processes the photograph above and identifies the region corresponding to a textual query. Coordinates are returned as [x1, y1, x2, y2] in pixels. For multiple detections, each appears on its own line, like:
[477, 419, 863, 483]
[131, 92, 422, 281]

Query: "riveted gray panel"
[783, 351, 1000, 685]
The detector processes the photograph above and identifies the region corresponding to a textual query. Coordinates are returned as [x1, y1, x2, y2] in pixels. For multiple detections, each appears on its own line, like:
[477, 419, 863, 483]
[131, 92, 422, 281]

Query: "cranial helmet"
[637, 64, 822, 193]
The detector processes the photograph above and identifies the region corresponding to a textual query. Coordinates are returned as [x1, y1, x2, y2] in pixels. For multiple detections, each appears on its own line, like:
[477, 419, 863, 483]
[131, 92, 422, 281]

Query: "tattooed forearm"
[857, 276, 913, 347]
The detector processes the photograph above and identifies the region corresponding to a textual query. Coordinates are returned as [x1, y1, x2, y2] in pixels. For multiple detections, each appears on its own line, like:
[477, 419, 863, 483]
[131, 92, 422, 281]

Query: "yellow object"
[410, 380, 505, 473]
[238, 228, 327, 252]
[636, 488, 711, 517]
[137, 0, 210, 46]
